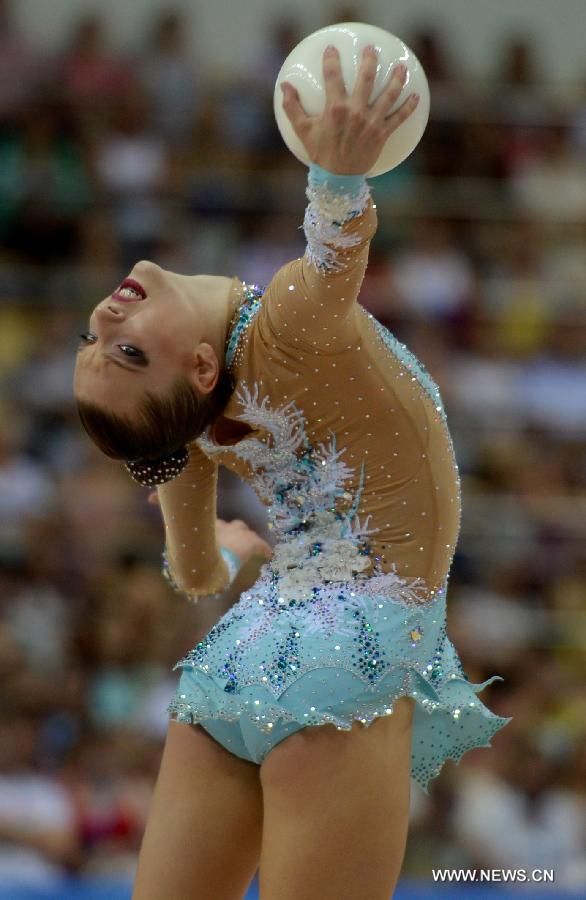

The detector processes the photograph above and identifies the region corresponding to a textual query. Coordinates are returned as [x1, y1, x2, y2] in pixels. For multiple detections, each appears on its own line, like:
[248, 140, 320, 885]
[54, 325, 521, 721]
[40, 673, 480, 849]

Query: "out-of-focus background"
[0, 0, 585, 897]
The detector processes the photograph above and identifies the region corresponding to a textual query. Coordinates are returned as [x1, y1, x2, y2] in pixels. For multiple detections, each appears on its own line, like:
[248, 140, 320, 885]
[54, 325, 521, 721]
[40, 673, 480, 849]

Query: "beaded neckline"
[225, 282, 266, 372]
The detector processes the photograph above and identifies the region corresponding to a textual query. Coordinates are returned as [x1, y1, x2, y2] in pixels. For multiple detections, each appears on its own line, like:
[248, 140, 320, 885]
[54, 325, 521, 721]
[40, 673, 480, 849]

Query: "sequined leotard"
[160, 164, 512, 795]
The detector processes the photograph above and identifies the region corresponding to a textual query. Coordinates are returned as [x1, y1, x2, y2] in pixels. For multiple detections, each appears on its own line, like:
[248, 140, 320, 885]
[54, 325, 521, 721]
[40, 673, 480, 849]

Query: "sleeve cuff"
[161, 544, 243, 604]
[308, 162, 368, 197]
[219, 545, 243, 584]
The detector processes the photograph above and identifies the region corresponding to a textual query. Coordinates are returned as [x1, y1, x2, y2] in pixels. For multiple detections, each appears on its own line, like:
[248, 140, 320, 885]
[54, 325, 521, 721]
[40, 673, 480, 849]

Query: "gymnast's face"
[74, 260, 228, 415]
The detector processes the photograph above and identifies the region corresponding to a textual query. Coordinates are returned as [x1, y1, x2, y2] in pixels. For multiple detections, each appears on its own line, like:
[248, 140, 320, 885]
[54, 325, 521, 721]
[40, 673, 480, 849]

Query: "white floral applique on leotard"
[196, 381, 430, 607]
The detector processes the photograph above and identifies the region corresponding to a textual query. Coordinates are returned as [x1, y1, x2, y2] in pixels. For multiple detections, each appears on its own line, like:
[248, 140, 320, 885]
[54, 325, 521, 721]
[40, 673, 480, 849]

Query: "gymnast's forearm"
[156, 452, 231, 598]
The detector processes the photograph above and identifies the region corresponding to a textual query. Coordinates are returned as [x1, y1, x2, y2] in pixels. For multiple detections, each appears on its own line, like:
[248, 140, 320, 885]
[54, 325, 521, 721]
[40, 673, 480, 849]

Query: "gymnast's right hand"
[215, 518, 273, 565]
[280, 44, 419, 176]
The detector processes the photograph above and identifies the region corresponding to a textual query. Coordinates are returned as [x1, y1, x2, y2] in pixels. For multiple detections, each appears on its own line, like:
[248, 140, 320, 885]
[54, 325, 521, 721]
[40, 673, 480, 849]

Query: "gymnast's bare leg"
[132, 720, 263, 900]
[132, 537, 272, 900]
[258, 696, 415, 900]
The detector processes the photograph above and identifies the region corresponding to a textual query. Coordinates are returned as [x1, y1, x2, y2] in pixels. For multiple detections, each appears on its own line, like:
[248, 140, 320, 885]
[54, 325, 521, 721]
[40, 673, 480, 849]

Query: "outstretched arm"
[260, 44, 418, 348]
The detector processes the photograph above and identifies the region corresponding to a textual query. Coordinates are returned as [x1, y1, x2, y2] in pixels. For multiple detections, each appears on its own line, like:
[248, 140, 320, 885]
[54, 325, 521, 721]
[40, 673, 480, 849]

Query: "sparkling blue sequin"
[169, 580, 511, 795]
[170, 384, 511, 795]
[226, 283, 265, 370]
[167, 178, 512, 794]
[366, 313, 447, 422]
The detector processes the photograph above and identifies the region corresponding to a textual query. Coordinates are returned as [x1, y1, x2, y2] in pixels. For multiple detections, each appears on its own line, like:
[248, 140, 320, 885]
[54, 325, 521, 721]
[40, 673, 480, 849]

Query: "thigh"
[258, 696, 415, 900]
[133, 720, 263, 900]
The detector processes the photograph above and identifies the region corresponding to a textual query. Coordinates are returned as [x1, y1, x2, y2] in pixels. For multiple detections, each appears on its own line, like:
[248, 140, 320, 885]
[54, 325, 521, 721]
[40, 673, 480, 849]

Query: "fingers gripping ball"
[274, 21, 430, 176]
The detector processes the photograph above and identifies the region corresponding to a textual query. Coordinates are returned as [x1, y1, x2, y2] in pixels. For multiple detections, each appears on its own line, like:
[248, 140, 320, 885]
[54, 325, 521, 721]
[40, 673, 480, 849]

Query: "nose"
[132, 259, 160, 278]
[94, 303, 127, 326]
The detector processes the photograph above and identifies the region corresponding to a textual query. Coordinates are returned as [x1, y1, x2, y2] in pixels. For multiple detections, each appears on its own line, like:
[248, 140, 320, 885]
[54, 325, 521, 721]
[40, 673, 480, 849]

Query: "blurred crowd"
[0, 0, 585, 892]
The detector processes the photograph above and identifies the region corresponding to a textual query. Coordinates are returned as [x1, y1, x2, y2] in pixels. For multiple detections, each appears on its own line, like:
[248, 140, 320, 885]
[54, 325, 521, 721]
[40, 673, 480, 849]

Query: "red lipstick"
[112, 278, 147, 302]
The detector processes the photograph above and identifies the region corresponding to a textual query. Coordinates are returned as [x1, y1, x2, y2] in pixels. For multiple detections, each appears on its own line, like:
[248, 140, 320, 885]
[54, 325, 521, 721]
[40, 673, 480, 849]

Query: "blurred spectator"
[61, 731, 154, 877]
[390, 219, 475, 321]
[492, 35, 549, 121]
[408, 25, 471, 119]
[5, 310, 81, 469]
[57, 459, 153, 575]
[72, 563, 178, 732]
[227, 211, 305, 286]
[90, 81, 178, 270]
[489, 35, 552, 133]
[138, 9, 201, 150]
[4, 561, 71, 675]
[0, 0, 46, 132]
[482, 221, 551, 356]
[449, 564, 545, 668]
[407, 26, 471, 179]
[569, 70, 586, 155]
[212, 73, 275, 169]
[488, 35, 556, 177]
[207, 14, 304, 171]
[254, 16, 302, 87]
[0, 708, 78, 886]
[510, 125, 586, 221]
[444, 308, 586, 435]
[452, 736, 586, 886]
[403, 775, 479, 875]
[518, 319, 586, 433]
[0, 96, 94, 265]
[0, 412, 57, 546]
[57, 13, 135, 136]
[326, 3, 365, 27]
[12, 308, 76, 411]
[541, 223, 586, 316]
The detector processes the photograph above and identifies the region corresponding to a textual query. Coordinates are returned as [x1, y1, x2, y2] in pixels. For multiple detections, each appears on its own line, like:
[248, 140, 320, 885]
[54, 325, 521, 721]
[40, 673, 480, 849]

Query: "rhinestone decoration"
[173, 383, 510, 794]
[124, 446, 190, 486]
[365, 312, 448, 423]
[303, 177, 372, 272]
[409, 626, 424, 645]
[165, 173, 512, 795]
[225, 283, 265, 373]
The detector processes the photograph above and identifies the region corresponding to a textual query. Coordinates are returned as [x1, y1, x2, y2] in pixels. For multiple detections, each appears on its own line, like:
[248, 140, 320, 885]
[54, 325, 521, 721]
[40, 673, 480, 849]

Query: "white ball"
[273, 22, 430, 177]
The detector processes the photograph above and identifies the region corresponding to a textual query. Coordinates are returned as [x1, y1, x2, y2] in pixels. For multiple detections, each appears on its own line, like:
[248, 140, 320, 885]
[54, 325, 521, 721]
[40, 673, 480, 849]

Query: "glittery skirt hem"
[167, 662, 512, 795]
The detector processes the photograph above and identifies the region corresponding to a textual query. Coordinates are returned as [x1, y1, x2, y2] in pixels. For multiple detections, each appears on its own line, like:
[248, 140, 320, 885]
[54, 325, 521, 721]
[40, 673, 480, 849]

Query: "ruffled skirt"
[167, 569, 512, 795]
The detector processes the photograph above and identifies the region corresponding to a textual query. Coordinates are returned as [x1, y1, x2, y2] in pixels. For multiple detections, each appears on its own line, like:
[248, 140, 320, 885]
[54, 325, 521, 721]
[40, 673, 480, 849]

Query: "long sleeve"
[260, 163, 377, 351]
[156, 441, 231, 600]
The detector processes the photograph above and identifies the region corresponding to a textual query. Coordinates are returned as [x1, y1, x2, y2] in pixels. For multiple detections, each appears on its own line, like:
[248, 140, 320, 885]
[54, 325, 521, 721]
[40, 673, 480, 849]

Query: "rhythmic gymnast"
[74, 44, 511, 900]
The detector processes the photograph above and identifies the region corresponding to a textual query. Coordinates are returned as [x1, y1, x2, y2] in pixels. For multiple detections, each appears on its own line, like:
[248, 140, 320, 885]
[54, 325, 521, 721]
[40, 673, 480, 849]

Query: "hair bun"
[124, 446, 190, 486]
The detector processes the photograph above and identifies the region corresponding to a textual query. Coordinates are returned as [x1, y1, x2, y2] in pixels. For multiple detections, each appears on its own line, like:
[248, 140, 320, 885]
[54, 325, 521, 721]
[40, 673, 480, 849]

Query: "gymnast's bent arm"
[156, 441, 234, 601]
[155, 442, 272, 603]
